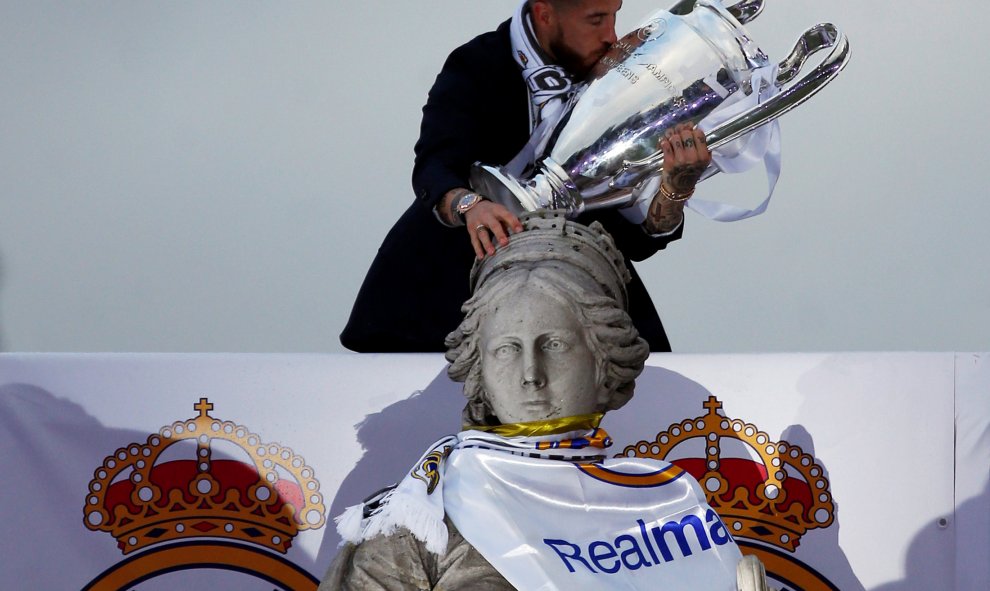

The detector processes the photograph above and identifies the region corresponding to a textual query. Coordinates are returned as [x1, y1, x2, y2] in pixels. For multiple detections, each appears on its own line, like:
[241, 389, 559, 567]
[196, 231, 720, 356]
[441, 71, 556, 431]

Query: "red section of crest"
[274, 479, 305, 518]
[673, 458, 813, 517]
[103, 460, 305, 523]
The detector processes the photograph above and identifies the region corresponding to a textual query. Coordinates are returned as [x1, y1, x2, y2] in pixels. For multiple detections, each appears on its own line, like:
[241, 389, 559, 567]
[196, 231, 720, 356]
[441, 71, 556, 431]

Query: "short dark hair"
[529, 0, 583, 12]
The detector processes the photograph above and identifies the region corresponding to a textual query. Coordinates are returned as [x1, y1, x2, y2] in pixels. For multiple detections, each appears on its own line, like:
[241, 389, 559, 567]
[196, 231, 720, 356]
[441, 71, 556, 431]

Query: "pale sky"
[1, 0, 987, 353]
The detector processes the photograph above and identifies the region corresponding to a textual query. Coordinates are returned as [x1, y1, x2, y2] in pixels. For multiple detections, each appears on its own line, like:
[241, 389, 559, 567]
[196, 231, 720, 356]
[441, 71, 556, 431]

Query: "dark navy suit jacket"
[340, 20, 682, 352]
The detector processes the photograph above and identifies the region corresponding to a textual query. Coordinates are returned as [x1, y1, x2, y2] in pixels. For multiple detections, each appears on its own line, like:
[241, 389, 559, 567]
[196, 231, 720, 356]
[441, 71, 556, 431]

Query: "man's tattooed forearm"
[645, 197, 685, 234]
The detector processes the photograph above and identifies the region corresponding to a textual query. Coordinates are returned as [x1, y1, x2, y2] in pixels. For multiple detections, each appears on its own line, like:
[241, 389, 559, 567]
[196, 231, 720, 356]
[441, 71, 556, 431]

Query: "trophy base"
[469, 164, 540, 216]
[470, 160, 590, 218]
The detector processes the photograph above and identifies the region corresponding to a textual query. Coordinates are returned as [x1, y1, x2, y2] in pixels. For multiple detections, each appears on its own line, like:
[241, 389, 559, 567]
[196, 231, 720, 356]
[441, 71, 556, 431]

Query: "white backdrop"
[1, 352, 986, 590]
[1, 0, 989, 354]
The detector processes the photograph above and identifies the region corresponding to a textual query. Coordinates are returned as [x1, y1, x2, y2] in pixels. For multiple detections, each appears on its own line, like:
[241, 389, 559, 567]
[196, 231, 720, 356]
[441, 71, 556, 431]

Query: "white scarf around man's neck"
[509, 0, 578, 134]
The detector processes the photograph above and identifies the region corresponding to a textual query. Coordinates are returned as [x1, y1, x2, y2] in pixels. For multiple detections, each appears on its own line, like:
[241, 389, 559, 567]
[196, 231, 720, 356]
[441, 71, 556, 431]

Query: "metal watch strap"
[449, 193, 464, 226]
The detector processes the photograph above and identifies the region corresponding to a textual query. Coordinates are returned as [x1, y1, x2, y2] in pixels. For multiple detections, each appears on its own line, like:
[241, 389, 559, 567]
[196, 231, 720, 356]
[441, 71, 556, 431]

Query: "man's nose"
[522, 347, 547, 389]
[603, 26, 617, 46]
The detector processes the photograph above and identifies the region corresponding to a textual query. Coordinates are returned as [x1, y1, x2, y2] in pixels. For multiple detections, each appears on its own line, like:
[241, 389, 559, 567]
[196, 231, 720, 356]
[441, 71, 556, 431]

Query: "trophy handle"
[668, 0, 764, 24]
[612, 23, 849, 189]
[725, 0, 765, 24]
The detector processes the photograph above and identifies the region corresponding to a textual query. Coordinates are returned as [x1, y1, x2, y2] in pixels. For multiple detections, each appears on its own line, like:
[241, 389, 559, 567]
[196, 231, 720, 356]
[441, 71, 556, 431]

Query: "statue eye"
[493, 343, 521, 358]
[542, 338, 570, 352]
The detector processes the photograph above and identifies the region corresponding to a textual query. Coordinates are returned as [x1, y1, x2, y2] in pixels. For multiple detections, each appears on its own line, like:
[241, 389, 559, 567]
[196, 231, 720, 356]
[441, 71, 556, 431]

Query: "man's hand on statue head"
[659, 123, 712, 197]
[464, 200, 523, 260]
[437, 188, 523, 258]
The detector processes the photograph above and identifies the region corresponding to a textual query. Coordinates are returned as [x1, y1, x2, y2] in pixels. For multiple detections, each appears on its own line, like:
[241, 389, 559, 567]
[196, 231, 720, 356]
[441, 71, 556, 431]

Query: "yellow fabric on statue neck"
[464, 413, 603, 437]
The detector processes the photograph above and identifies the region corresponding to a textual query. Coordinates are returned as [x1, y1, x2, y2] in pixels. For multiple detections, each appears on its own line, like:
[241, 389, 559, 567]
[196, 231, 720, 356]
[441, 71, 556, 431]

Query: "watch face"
[457, 193, 480, 213]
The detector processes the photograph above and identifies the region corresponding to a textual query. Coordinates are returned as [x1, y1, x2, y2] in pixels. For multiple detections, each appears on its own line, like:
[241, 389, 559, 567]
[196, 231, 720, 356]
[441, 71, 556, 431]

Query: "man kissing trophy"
[321, 212, 773, 590]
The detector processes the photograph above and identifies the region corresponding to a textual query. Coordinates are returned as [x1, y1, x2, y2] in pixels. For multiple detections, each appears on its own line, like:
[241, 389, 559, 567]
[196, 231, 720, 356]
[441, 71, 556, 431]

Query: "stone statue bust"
[446, 211, 649, 427]
[321, 212, 769, 591]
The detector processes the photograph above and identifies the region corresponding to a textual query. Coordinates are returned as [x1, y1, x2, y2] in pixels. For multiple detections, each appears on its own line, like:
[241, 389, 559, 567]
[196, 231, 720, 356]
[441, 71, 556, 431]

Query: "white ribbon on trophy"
[690, 63, 782, 222]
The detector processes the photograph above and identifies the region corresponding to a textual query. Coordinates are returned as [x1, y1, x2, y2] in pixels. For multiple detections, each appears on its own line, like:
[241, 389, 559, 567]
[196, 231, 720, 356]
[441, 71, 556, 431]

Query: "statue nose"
[522, 348, 547, 389]
[522, 372, 547, 389]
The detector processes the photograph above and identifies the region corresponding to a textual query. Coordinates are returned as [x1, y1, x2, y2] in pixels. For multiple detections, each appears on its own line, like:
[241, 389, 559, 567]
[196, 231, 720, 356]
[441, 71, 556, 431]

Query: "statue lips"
[522, 399, 551, 406]
[519, 397, 558, 418]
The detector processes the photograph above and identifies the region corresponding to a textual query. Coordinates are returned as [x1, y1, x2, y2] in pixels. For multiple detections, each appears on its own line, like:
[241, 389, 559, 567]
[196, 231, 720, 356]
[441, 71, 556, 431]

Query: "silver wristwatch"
[455, 192, 485, 220]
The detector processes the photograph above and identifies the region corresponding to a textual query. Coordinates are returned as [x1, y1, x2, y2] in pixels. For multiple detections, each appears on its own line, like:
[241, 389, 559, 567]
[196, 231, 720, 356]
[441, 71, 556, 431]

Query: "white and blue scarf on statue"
[336, 414, 742, 590]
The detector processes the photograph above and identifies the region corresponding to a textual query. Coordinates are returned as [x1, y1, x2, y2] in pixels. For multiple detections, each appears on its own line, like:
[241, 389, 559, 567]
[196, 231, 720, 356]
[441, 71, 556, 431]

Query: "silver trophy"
[470, 0, 850, 216]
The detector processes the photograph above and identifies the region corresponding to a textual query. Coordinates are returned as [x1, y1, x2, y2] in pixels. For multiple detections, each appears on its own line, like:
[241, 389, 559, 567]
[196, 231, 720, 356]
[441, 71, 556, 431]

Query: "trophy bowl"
[470, 0, 850, 217]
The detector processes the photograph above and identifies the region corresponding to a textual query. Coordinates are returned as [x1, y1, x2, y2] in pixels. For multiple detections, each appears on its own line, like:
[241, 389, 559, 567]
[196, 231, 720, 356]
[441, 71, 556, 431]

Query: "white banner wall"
[0, 352, 985, 590]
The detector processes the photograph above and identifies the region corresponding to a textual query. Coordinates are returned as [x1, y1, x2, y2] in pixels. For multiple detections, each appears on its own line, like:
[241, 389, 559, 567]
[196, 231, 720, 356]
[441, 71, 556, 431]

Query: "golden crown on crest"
[83, 398, 325, 554]
[619, 396, 834, 551]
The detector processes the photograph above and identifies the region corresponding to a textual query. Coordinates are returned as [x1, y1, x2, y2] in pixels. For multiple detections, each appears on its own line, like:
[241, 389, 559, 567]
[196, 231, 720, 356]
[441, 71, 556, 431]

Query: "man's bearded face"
[546, 0, 620, 78]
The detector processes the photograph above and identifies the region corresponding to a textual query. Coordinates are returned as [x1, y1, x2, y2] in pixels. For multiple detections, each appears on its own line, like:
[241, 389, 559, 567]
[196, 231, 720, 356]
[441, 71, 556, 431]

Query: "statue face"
[478, 285, 607, 423]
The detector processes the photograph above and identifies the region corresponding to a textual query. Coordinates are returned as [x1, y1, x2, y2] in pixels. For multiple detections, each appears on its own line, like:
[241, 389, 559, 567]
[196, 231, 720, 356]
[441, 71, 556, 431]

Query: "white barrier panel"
[0, 353, 986, 590]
